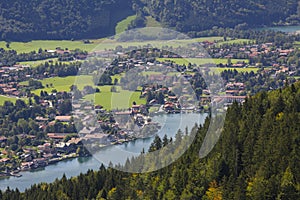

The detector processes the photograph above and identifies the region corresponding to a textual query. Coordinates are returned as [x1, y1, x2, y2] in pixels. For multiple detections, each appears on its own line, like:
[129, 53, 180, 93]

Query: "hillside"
[0, 0, 300, 41]
[0, 0, 134, 41]
[137, 0, 300, 32]
[1, 83, 299, 199]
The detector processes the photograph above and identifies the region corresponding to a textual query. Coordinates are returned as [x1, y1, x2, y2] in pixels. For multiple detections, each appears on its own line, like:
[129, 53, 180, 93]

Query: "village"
[0, 37, 299, 177]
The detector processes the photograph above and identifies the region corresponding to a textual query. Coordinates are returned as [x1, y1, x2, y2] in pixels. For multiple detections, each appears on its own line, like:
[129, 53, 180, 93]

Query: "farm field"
[0, 36, 225, 53]
[20, 75, 94, 95]
[212, 67, 259, 73]
[18, 58, 59, 68]
[20, 75, 145, 110]
[157, 58, 249, 65]
[0, 95, 18, 105]
[0, 40, 102, 53]
[18, 59, 78, 68]
[0, 95, 28, 105]
[84, 86, 146, 110]
[217, 39, 254, 46]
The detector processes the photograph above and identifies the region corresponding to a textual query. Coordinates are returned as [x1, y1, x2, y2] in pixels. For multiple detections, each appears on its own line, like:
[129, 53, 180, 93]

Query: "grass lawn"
[21, 75, 94, 95]
[84, 86, 146, 110]
[217, 39, 254, 46]
[115, 15, 137, 34]
[92, 36, 225, 51]
[1, 36, 225, 53]
[157, 58, 249, 65]
[0, 95, 18, 104]
[213, 67, 259, 74]
[20, 75, 145, 110]
[0, 40, 102, 53]
[18, 59, 78, 68]
[18, 58, 59, 68]
[0, 96, 28, 105]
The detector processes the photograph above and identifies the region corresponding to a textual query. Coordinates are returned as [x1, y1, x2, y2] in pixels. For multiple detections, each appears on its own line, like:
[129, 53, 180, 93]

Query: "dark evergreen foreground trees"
[1, 83, 300, 199]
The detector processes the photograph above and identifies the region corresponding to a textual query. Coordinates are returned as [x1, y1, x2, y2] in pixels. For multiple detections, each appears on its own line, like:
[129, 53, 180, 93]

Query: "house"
[55, 116, 72, 122]
[0, 158, 10, 164]
[132, 105, 141, 114]
[21, 162, 34, 170]
[47, 133, 69, 140]
[35, 116, 49, 122]
[79, 127, 98, 135]
[226, 90, 240, 95]
[168, 96, 178, 102]
[0, 136, 7, 143]
[83, 134, 108, 144]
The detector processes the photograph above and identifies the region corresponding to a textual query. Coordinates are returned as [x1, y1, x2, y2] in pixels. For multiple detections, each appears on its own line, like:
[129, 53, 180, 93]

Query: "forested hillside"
[136, 0, 300, 32]
[1, 0, 300, 41]
[0, 0, 133, 41]
[1, 82, 299, 199]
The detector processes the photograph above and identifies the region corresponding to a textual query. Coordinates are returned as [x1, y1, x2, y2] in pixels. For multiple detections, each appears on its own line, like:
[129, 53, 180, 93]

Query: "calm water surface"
[0, 113, 207, 191]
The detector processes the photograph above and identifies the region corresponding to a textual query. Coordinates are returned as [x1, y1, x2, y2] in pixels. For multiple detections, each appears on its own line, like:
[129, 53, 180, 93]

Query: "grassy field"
[145, 16, 162, 27]
[21, 75, 94, 95]
[20, 75, 145, 110]
[115, 15, 136, 34]
[0, 95, 18, 104]
[18, 58, 59, 68]
[1, 36, 225, 53]
[18, 58, 78, 68]
[217, 39, 254, 46]
[157, 58, 249, 65]
[84, 86, 146, 110]
[0, 40, 103, 53]
[213, 67, 259, 74]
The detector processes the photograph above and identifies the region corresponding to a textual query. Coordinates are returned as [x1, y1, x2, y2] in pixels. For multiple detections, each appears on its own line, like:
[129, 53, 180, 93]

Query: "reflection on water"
[0, 113, 207, 192]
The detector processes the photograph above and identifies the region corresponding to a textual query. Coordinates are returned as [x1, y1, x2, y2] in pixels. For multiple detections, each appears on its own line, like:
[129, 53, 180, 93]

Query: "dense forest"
[0, 0, 133, 41]
[136, 0, 300, 32]
[1, 0, 300, 41]
[1, 81, 299, 199]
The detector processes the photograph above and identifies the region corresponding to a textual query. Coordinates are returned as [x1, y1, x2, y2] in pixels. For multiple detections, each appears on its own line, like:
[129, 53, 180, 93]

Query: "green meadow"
[157, 58, 258, 74]
[115, 15, 137, 34]
[217, 39, 254, 46]
[21, 75, 145, 110]
[18, 59, 78, 68]
[157, 58, 249, 65]
[212, 67, 259, 74]
[0, 95, 18, 104]
[20, 75, 94, 95]
[0, 95, 28, 105]
[18, 58, 59, 68]
[1, 36, 225, 53]
[84, 86, 146, 110]
[0, 40, 102, 53]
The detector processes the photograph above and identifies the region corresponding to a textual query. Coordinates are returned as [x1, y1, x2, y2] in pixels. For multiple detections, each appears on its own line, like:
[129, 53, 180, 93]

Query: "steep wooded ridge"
[136, 0, 300, 32]
[0, 0, 300, 41]
[0, 0, 134, 41]
[1, 83, 299, 199]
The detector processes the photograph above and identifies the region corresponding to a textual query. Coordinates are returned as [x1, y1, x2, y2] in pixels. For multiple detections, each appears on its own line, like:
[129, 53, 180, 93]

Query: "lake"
[0, 113, 207, 192]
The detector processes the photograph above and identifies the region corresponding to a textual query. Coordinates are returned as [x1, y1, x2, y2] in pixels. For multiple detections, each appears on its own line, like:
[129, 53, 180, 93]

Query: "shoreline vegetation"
[0, 109, 206, 180]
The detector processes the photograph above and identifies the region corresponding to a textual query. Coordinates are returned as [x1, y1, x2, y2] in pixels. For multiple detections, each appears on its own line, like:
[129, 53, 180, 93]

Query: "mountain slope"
[0, 0, 134, 41]
[138, 0, 299, 32]
[1, 83, 300, 199]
